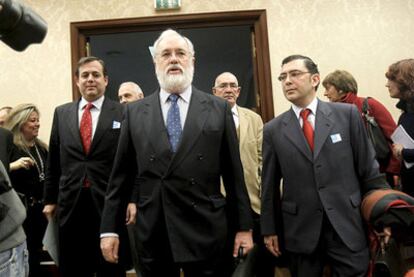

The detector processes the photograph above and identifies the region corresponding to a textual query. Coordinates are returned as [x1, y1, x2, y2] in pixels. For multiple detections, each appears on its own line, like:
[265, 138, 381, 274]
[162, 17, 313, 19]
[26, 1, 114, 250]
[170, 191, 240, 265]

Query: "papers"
[391, 125, 414, 169]
[42, 217, 59, 266]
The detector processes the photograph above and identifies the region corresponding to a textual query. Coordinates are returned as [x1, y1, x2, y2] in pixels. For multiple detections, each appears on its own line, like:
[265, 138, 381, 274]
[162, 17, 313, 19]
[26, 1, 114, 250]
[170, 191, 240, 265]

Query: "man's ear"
[311, 74, 320, 88]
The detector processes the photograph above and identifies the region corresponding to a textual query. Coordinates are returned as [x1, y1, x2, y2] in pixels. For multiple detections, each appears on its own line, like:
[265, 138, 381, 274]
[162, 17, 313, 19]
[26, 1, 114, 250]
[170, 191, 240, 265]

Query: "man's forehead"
[281, 59, 306, 72]
[79, 61, 103, 73]
[158, 35, 188, 51]
[217, 74, 237, 84]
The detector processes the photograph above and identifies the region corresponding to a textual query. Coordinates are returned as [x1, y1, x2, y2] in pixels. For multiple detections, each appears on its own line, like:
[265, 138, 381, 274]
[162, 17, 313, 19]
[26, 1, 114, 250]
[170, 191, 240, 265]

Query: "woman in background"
[322, 70, 400, 187]
[386, 59, 414, 196]
[4, 103, 48, 277]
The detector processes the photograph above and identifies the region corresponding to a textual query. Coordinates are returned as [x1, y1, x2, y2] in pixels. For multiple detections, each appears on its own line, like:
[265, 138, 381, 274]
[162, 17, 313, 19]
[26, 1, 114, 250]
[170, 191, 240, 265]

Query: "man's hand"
[42, 204, 56, 221]
[101, 237, 120, 263]
[125, 202, 137, 225]
[264, 235, 281, 257]
[233, 230, 253, 257]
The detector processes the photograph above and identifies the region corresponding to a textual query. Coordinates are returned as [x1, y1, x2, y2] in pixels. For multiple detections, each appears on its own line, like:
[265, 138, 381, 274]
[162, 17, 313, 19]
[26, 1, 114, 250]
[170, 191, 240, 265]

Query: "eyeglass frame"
[213, 82, 240, 89]
[277, 70, 312, 82]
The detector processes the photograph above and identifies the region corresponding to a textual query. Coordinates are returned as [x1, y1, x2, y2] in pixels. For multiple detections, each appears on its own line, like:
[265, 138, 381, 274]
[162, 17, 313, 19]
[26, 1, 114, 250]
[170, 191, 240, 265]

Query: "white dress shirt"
[78, 96, 104, 138]
[159, 86, 192, 129]
[292, 97, 318, 129]
[231, 105, 240, 129]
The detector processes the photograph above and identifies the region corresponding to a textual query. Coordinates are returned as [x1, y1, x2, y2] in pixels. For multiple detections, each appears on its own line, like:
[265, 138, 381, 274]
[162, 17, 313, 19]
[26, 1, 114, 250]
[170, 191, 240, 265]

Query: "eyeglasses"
[277, 70, 311, 82]
[215, 83, 239, 89]
[157, 50, 190, 61]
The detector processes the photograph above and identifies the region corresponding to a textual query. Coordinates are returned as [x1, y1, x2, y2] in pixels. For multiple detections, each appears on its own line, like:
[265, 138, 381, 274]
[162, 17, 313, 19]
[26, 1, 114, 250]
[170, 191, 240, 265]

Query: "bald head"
[212, 72, 240, 108]
[118, 82, 144, 104]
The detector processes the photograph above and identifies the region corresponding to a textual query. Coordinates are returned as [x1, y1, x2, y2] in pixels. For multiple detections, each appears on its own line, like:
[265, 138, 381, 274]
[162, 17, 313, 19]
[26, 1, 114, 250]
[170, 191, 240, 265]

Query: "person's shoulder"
[103, 98, 124, 112]
[0, 127, 12, 137]
[264, 109, 290, 129]
[55, 101, 76, 111]
[193, 87, 227, 106]
[323, 100, 355, 112]
[238, 106, 262, 121]
[366, 97, 388, 110]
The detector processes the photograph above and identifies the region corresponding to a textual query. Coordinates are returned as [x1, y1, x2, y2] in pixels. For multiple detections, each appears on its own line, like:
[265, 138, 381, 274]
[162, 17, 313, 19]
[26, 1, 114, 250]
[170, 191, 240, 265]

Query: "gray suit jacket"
[260, 99, 388, 254]
[101, 87, 253, 263]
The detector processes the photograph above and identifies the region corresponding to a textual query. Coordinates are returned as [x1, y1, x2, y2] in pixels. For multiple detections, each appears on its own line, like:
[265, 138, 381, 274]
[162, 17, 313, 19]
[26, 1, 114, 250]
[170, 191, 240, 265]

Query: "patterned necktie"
[80, 103, 93, 154]
[300, 108, 314, 151]
[167, 94, 182, 152]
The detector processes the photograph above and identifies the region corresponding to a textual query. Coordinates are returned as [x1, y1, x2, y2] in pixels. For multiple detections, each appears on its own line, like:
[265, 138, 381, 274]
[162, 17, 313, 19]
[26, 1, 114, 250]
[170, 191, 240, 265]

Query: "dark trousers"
[139, 213, 230, 277]
[252, 211, 280, 277]
[128, 223, 143, 277]
[287, 215, 369, 277]
[58, 188, 126, 277]
[24, 202, 47, 277]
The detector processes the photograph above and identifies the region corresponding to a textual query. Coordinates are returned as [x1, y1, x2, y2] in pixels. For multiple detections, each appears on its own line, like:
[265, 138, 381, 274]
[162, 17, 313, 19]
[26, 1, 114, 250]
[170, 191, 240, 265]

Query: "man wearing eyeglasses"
[100, 30, 253, 277]
[260, 55, 390, 276]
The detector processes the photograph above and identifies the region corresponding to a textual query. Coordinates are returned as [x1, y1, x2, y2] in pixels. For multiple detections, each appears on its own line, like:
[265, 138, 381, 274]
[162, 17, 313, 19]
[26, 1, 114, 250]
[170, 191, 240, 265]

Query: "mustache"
[166, 64, 183, 72]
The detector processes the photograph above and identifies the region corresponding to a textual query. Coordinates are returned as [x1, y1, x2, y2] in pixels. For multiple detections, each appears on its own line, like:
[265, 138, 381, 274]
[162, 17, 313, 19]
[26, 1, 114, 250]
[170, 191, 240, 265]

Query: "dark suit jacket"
[44, 98, 124, 226]
[260, 99, 389, 254]
[0, 127, 14, 172]
[101, 87, 253, 263]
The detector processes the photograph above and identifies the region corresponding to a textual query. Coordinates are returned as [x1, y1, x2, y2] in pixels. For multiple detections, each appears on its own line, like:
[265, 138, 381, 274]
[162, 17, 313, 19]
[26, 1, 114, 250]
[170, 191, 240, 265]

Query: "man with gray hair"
[101, 29, 253, 277]
[118, 82, 144, 104]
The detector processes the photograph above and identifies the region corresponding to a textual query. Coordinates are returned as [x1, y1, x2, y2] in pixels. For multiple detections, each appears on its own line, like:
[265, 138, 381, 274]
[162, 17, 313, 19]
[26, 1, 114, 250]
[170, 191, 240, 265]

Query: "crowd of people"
[1, 28, 414, 277]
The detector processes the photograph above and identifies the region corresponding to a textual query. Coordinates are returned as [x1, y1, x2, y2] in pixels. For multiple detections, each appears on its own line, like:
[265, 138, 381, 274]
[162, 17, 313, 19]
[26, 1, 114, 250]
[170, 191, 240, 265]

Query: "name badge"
[330, 133, 342, 143]
[112, 121, 121, 129]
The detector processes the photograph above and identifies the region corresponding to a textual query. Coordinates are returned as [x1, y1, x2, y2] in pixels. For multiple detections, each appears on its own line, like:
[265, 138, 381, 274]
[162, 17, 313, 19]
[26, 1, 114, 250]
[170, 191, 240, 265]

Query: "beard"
[156, 64, 194, 93]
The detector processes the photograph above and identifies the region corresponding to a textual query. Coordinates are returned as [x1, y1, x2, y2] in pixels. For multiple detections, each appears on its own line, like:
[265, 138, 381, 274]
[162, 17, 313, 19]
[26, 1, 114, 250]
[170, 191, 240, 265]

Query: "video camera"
[0, 0, 47, 51]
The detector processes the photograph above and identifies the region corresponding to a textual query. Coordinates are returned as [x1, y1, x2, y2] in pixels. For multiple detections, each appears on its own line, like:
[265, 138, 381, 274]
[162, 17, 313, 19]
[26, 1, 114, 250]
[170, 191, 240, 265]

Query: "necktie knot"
[300, 108, 311, 120]
[168, 94, 179, 103]
[300, 108, 314, 151]
[84, 102, 94, 111]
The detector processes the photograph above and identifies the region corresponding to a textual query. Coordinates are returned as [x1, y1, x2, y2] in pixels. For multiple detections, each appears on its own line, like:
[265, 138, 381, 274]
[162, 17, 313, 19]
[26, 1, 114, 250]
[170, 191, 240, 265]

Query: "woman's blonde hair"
[4, 103, 47, 151]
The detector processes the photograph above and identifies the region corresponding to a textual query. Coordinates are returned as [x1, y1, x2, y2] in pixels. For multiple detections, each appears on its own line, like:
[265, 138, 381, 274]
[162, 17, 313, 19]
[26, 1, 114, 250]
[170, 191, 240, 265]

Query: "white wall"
[1, 0, 413, 142]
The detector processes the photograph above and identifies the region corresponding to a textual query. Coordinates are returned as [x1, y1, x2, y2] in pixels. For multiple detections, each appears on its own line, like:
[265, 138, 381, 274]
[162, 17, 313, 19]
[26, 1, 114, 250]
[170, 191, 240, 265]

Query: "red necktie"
[80, 103, 93, 154]
[300, 109, 314, 151]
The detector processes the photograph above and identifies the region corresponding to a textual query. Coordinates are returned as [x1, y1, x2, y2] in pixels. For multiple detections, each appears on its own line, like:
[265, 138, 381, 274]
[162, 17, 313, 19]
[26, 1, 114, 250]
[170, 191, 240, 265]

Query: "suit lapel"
[238, 107, 248, 147]
[143, 93, 172, 165]
[282, 109, 313, 162]
[89, 98, 113, 154]
[168, 88, 209, 173]
[67, 101, 83, 151]
[313, 100, 334, 160]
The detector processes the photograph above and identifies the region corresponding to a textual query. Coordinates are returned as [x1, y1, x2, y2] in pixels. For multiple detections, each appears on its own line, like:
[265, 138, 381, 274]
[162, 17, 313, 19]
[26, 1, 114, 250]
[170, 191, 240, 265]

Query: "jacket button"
[197, 154, 204, 160]
[149, 155, 155, 162]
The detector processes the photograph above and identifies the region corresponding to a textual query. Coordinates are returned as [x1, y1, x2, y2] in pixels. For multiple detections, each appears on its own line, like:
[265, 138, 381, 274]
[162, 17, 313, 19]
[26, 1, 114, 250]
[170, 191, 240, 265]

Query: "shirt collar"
[160, 86, 192, 104]
[79, 95, 104, 111]
[231, 105, 239, 117]
[292, 97, 318, 119]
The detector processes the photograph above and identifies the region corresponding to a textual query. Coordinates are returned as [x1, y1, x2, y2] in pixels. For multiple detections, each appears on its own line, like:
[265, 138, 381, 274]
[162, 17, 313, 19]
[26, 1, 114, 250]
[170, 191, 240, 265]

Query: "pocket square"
[112, 121, 121, 129]
[330, 133, 342, 143]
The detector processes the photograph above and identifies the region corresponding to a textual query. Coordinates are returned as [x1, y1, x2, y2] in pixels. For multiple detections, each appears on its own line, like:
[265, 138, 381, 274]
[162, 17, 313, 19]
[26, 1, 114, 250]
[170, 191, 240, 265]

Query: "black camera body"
[0, 0, 47, 51]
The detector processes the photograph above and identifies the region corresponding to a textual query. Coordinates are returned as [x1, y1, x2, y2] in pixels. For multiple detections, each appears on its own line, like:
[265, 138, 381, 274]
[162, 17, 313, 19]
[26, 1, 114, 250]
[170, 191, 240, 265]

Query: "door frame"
[70, 9, 274, 121]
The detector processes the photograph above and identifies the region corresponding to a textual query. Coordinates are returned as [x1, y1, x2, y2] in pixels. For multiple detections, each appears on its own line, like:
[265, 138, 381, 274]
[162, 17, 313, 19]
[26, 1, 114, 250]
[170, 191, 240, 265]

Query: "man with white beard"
[100, 29, 254, 277]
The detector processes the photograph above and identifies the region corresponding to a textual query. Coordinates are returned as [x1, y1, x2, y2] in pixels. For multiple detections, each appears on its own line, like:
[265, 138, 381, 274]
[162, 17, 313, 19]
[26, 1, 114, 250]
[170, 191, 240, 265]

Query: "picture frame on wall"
[154, 0, 181, 10]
